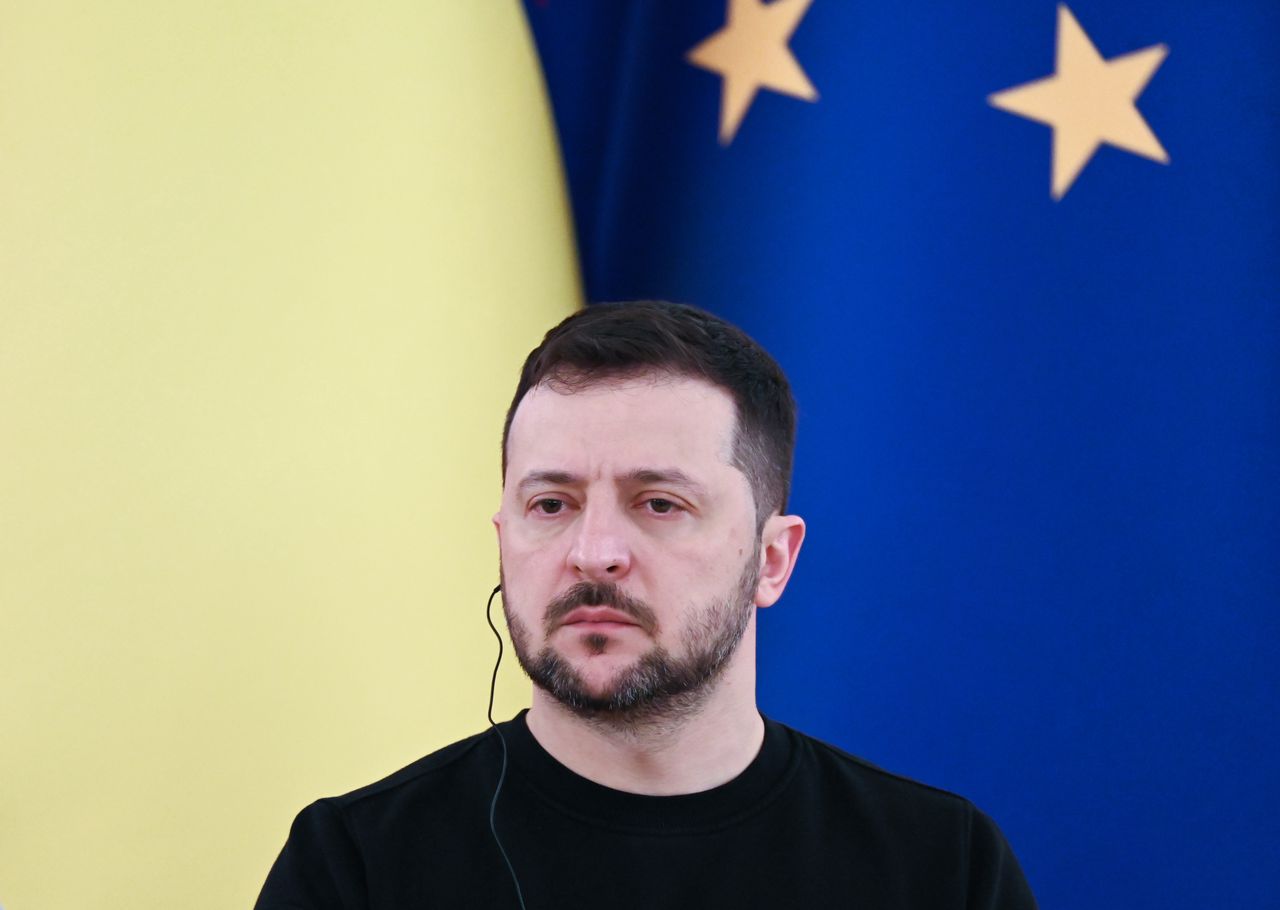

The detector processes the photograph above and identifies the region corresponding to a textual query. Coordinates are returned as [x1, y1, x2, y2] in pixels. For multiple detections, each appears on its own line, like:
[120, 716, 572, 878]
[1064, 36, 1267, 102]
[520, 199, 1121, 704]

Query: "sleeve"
[254, 799, 369, 910]
[965, 803, 1039, 910]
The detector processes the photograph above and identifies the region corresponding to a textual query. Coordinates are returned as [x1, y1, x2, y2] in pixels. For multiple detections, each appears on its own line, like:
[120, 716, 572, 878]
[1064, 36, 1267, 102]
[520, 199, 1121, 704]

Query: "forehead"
[505, 375, 738, 478]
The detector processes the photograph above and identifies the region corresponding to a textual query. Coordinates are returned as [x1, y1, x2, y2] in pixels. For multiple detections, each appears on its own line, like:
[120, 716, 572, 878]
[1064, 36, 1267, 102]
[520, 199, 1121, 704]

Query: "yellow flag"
[0, 3, 577, 907]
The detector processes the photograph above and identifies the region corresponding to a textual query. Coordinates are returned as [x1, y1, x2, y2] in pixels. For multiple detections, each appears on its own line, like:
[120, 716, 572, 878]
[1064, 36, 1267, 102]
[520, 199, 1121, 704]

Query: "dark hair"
[502, 301, 796, 522]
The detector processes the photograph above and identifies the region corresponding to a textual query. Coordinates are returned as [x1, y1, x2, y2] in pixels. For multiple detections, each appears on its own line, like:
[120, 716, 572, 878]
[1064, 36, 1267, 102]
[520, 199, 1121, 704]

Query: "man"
[256, 301, 1038, 909]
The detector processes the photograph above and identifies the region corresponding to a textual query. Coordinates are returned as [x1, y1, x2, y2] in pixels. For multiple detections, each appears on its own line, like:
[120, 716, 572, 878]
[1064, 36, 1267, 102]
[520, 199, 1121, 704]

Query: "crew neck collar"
[498, 709, 798, 833]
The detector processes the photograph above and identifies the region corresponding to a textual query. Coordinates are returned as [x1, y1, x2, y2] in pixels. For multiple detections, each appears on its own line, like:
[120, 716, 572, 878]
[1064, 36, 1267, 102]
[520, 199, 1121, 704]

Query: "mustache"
[543, 581, 659, 636]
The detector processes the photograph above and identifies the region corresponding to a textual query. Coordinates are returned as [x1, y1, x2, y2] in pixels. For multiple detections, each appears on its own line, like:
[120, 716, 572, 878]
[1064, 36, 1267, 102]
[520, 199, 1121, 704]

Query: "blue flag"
[524, 2, 1279, 907]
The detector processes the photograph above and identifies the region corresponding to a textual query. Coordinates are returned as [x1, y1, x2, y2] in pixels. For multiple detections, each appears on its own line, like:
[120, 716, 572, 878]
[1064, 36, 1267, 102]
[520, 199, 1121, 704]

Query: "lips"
[560, 607, 639, 627]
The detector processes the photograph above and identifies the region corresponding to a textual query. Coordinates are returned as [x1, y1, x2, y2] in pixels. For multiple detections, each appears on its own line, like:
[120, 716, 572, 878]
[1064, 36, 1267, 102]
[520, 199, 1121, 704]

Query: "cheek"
[502, 534, 562, 576]
[499, 508, 549, 554]
[706, 532, 755, 588]
[499, 570, 547, 645]
[646, 541, 737, 598]
[499, 532, 568, 605]
[501, 506, 570, 555]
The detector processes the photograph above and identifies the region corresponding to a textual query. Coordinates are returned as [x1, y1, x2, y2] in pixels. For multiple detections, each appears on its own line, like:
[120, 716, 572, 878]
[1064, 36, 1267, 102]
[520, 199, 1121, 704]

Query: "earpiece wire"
[485, 584, 528, 910]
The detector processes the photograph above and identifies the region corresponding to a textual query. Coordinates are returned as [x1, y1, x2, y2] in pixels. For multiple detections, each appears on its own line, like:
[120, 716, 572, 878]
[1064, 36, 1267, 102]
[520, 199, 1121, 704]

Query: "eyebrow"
[515, 468, 709, 499]
[516, 470, 578, 497]
[624, 468, 708, 499]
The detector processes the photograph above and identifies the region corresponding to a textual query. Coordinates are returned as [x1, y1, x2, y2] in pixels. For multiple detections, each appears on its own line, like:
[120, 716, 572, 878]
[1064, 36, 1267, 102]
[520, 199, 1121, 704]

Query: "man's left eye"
[644, 498, 680, 515]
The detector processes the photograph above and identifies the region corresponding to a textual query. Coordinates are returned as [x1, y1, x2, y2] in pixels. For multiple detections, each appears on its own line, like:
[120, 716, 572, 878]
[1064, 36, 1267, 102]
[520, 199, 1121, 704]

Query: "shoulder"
[329, 726, 496, 808]
[311, 725, 501, 836]
[777, 721, 1038, 907]
[256, 727, 502, 907]
[783, 720, 974, 815]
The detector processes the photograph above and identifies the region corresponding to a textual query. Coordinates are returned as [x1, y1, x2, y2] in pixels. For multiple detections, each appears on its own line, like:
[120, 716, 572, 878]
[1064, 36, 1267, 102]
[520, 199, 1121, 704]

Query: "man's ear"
[492, 511, 502, 538]
[755, 513, 806, 608]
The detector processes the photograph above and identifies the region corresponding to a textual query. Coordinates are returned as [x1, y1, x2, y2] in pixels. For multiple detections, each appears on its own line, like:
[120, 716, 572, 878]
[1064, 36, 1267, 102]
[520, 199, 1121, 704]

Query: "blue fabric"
[523, 3, 1279, 907]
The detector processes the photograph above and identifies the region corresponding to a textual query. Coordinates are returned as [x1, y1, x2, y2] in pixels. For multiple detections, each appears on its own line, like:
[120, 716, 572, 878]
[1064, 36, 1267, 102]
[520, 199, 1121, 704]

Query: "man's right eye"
[532, 498, 566, 515]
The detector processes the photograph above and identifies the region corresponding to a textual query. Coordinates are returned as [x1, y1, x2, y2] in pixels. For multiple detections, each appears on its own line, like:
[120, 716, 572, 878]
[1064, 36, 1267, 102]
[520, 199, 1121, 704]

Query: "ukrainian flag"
[0, 4, 575, 907]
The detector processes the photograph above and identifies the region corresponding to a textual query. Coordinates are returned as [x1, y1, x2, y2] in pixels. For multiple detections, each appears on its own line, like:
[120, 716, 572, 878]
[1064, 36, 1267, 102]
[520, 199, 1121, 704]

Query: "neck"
[524, 628, 763, 796]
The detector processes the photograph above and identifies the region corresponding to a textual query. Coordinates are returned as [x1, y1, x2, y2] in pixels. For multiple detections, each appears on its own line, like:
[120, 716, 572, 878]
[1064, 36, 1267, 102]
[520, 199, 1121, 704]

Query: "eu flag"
[524, 2, 1279, 907]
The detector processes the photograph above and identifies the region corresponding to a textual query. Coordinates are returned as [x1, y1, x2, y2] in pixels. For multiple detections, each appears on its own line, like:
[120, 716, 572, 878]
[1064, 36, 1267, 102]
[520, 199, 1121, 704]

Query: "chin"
[566, 654, 642, 690]
[526, 646, 650, 714]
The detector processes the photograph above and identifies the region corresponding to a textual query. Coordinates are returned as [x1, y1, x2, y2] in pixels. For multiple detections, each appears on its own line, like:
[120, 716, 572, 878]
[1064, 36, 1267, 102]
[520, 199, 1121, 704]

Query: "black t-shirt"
[256, 711, 1037, 909]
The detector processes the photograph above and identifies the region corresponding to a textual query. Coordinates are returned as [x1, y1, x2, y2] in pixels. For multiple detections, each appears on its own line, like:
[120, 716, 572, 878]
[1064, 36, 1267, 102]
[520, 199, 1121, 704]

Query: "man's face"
[495, 373, 764, 723]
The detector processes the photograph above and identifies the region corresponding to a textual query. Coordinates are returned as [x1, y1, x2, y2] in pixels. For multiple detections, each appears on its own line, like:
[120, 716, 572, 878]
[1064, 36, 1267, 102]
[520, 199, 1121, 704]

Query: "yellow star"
[687, 0, 818, 145]
[989, 4, 1169, 199]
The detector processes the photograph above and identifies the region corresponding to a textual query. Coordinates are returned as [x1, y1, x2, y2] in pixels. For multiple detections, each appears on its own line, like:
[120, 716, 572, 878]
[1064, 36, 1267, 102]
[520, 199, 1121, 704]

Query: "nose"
[566, 500, 632, 581]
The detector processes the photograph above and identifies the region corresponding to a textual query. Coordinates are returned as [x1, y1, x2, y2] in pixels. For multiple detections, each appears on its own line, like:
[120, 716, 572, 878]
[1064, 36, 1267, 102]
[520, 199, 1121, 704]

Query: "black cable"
[485, 584, 528, 910]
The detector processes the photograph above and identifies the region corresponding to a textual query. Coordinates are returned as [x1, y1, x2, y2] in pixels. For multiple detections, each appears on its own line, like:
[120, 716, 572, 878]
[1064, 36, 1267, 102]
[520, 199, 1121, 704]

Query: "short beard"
[502, 545, 761, 731]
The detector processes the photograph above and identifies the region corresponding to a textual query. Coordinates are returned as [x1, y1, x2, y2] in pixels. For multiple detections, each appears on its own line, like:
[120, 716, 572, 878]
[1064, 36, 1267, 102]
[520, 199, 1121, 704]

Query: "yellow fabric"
[0, 3, 577, 907]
